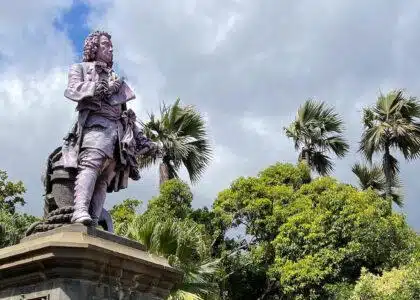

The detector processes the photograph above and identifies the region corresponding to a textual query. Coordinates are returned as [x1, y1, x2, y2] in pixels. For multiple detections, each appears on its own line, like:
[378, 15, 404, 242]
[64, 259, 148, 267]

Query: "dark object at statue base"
[26, 147, 114, 236]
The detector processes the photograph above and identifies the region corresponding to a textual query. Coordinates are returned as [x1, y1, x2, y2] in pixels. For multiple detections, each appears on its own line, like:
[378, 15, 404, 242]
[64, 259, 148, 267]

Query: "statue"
[26, 31, 159, 236]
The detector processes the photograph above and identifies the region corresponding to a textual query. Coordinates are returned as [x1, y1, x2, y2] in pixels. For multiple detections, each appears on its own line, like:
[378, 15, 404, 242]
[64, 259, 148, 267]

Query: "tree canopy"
[213, 162, 418, 299]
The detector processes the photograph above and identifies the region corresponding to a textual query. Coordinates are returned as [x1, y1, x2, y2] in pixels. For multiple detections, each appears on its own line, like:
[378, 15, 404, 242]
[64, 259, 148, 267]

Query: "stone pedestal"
[0, 224, 182, 299]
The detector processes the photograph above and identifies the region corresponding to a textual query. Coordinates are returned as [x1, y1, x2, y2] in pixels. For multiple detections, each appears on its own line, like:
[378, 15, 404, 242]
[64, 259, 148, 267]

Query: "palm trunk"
[299, 148, 310, 164]
[299, 148, 312, 177]
[383, 143, 393, 203]
[305, 149, 310, 165]
[159, 161, 170, 186]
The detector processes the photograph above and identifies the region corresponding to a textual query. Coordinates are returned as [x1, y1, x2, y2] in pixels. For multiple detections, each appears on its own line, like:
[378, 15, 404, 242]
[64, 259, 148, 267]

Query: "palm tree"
[359, 89, 420, 199]
[140, 98, 212, 186]
[126, 215, 220, 300]
[352, 162, 402, 206]
[284, 99, 349, 176]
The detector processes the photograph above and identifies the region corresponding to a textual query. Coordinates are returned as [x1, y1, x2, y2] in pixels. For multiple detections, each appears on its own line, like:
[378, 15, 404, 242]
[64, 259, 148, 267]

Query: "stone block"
[0, 224, 182, 299]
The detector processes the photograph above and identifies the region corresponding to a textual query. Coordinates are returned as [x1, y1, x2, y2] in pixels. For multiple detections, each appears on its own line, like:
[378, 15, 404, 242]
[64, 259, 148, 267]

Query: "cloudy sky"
[1, 0, 420, 230]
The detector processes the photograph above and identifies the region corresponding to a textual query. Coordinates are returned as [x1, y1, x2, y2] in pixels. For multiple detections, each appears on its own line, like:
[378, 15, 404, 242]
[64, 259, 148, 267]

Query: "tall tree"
[284, 99, 349, 176]
[359, 89, 420, 200]
[352, 162, 402, 206]
[140, 98, 212, 186]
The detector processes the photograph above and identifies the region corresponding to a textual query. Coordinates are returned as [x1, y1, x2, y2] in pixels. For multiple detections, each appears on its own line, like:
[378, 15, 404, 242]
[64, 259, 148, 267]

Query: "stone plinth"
[0, 224, 182, 299]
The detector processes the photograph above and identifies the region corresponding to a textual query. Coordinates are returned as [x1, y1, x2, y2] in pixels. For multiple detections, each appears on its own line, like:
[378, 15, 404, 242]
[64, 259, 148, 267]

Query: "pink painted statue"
[61, 31, 159, 226]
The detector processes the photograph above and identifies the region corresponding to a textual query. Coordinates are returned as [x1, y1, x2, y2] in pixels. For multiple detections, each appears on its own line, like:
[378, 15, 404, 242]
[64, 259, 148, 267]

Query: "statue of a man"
[61, 31, 157, 226]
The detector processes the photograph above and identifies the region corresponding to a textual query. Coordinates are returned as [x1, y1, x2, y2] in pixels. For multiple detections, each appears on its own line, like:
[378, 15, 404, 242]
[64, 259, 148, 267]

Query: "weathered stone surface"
[0, 224, 182, 299]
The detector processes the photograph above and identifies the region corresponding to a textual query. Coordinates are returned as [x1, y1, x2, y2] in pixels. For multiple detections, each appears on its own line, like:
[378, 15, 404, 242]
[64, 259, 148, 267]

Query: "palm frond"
[311, 151, 334, 176]
[359, 123, 386, 162]
[352, 161, 404, 207]
[352, 162, 386, 191]
[321, 135, 349, 158]
[283, 124, 302, 151]
[140, 98, 212, 185]
[127, 217, 218, 299]
[285, 99, 348, 175]
[360, 89, 420, 162]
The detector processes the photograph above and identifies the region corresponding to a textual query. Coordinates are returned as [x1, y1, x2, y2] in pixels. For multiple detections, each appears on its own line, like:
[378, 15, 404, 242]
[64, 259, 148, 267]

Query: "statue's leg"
[89, 158, 117, 227]
[72, 148, 108, 225]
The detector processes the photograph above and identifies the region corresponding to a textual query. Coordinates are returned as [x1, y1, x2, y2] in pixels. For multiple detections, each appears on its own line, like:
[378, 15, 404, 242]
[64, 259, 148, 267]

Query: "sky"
[1, 0, 420, 230]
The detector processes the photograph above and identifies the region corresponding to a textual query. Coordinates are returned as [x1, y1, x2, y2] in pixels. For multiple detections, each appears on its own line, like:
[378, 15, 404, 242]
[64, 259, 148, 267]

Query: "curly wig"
[82, 31, 112, 67]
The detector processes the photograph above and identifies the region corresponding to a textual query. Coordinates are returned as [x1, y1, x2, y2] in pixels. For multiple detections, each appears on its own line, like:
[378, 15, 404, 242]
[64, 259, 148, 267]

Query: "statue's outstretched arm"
[64, 64, 96, 102]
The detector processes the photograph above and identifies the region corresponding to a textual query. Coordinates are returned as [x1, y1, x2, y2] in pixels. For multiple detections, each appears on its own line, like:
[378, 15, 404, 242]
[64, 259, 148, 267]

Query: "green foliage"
[217, 250, 271, 300]
[324, 282, 355, 300]
[0, 170, 26, 214]
[189, 207, 216, 237]
[189, 206, 229, 257]
[213, 162, 417, 299]
[214, 162, 311, 242]
[147, 179, 193, 219]
[112, 178, 220, 299]
[127, 215, 219, 300]
[350, 262, 420, 300]
[109, 198, 142, 235]
[269, 177, 417, 299]
[284, 99, 349, 175]
[127, 216, 209, 269]
[0, 169, 37, 248]
[213, 163, 313, 297]
[141, 98, 212, 184]
[0, 209, 38, 248]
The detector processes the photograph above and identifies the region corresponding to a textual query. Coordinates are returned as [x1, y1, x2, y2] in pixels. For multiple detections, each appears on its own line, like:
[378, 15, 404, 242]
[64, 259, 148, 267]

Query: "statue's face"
[95, 35, 113, 64]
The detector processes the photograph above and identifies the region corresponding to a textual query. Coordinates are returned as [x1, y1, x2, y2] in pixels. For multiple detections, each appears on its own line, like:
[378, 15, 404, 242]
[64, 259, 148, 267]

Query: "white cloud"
[0, 1, 77, 216]
[0, 1, 74, 72]
[240, 114, 274, 137]
[0, 68, 71, 117]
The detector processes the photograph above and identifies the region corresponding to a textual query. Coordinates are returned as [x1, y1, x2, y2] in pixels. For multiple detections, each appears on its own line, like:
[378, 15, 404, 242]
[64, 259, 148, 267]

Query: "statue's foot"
[72, 216, 93, 226]
[71, 212, 93, 226]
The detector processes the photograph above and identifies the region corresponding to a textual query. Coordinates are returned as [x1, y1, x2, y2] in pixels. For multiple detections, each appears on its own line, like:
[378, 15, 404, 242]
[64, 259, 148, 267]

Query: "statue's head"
[82, 31, 113, 67]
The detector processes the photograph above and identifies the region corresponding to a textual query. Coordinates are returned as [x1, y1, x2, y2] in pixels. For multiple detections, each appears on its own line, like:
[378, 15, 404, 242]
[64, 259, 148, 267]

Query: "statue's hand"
[94, 78, 109, 98]
[136, 141, 164, 158]
[108, 78, 123, 95]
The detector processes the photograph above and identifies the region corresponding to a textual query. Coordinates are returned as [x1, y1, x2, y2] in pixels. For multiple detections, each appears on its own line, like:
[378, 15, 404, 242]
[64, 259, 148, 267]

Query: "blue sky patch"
[53, 0, 91, 61]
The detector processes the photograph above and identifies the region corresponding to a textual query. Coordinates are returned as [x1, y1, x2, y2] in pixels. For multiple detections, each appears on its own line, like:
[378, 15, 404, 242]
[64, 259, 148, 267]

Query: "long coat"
[61, 61, 136, 192]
